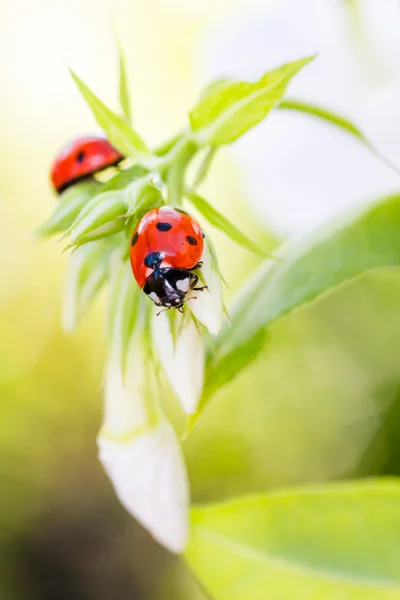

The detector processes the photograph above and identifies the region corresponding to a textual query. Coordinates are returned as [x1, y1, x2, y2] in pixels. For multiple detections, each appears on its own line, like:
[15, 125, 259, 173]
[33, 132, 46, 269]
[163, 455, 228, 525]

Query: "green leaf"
[186, 191, 267, 257]
[204, 232, 227, 287]
[202, 329, 268, 402]
[166, 139, 197, 207]
[192, 147, 217, 187]
[62, 237, 118, 331]
[278, 98, 400, 177]
[116, 36, 131, 124]
[278, 98, 365, 141]
[186, 479, 400, 600]
[190, 193, 400, 426]
[189, 56, 314, 146]
[200, 78, 231, 99]
[69, 70, 148, 157]
[36, 181, 101, 236]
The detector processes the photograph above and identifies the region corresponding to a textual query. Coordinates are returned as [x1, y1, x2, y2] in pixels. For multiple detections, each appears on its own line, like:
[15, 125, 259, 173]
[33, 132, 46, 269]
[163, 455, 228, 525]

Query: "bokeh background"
[1, 0, 400, 598]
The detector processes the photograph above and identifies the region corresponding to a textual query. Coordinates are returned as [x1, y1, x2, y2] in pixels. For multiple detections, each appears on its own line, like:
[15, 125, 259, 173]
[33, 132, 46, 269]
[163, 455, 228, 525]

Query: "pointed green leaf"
[166, 139, 197, 207]
[278, 98, 365, 141]
[278, 98, 400, 176]
[70, 70, 148, 157]
[189, 56, 314, 146]
[186, 191, 267, 257]
[204, 232, 227, 286]
[36, 181, 101, 237]
[188, 193, 400, 428]
[200, 78, 231, 99]
[116, 37, 131, 124]
[192, 147, 217, 187]
[186, 480, 400, 600]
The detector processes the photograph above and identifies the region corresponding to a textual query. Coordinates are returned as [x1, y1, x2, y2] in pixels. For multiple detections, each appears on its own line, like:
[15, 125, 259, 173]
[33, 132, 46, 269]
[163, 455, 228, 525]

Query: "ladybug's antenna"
[156, 306, 172, 317]
[156, 296, 198, 317]
[178, 296, 197, 312]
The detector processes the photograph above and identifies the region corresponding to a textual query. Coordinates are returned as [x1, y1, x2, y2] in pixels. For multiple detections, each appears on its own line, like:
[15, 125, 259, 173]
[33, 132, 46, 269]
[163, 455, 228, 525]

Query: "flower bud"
[152, 310, 204, 414]
[124, 177, 163, 218]
[68, 191, 127, 245]
[99, 262, 189, 552]
[36, 181, 101, 237]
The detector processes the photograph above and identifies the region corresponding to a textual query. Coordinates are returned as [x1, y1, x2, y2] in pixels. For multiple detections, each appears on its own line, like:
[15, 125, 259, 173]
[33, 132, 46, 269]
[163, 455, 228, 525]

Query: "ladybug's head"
[50, 135, 123, 194]
[143, 268, 195, 310]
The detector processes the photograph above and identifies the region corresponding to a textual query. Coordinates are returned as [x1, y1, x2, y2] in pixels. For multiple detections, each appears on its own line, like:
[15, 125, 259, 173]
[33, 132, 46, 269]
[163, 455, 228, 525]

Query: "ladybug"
[50, 135, 124, 194]
[130, 206, 207, 311]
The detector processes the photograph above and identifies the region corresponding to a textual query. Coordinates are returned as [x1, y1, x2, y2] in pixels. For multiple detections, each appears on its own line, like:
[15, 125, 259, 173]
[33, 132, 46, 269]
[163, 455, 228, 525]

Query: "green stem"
[153, 131, 184, 156]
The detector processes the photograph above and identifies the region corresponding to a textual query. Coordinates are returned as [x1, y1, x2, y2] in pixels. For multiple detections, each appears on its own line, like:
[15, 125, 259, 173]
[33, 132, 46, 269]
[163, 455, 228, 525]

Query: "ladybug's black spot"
[76, 151, 86, 164]
[186, 235, 197, 246]
[144, 252, 163, 269]
[131, 232, 139, 246]
[156, 222, 172, 232]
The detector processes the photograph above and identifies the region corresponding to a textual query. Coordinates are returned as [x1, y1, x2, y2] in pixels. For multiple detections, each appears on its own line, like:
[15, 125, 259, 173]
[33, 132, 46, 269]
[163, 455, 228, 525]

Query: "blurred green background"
[1, 0, 400, 598]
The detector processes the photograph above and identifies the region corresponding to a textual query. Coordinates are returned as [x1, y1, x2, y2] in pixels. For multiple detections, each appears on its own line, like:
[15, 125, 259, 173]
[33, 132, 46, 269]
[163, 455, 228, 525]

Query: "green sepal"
[36, 181, 101, 237]
[67, 191, 127, 246]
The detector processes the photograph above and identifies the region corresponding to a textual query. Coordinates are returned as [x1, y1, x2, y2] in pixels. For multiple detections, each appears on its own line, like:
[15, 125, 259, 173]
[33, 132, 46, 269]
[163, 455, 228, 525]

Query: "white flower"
[98, 284, 189, 552]
[152, 310, 204, 414]
[198, 0, 400, 236]
[188, 242, 224, 335]
[98, 418, 189, 553]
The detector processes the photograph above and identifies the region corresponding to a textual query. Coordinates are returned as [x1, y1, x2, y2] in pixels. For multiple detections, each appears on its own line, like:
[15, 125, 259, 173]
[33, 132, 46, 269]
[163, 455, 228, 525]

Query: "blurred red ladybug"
[130, 206, 206, 311]
[50, 135, 124, 194]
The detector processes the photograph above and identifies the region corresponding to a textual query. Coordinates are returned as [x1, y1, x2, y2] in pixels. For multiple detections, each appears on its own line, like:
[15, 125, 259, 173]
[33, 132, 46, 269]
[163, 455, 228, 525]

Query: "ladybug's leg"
[193, 285, 208, 291]
[189, 273, 208, 292]
[188, 262, 203, 271]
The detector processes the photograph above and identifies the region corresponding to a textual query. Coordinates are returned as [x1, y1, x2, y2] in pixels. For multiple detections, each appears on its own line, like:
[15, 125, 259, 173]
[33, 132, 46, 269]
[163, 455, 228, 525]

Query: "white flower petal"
[188, 244, 223, 335]
[359, 82, 400, 170]
[98, 419, 189, 553]
[152, 311, 204, 414]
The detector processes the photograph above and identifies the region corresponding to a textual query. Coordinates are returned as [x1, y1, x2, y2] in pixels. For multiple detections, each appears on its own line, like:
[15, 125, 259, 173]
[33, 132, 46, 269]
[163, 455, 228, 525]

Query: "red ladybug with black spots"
[50, 135, 124, 194]
[130, 206, 207, 311]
